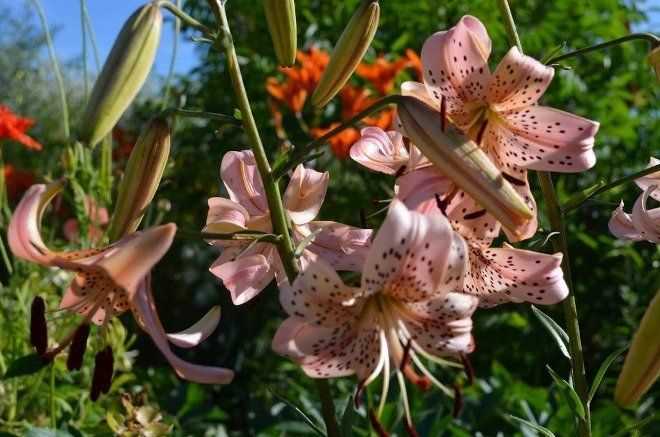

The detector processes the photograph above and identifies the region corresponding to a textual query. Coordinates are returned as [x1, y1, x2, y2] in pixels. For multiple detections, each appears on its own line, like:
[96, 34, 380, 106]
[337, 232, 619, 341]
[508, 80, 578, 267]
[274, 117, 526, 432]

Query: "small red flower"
[0, 105, 43, 151]
[4, 165, 36, 202]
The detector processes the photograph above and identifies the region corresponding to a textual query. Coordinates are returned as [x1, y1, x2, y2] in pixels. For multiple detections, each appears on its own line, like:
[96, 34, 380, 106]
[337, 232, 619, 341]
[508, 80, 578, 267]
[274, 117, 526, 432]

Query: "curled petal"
[395, 167, 452, 213]
[401, 81, 438, 111]
[609, 201, 643, 241]
[167, 306, 221, 348]
[221, 150, 268, 216]
[631, 187, 660, 243]
[350, 127, 409, 175]
[8, 183, 63, 264]
[284, 165, 329, 225]
[210, 253, 275, 305]
[303, 221, 372, 272]
[279, 258, 361, 327]
[496, 107, 599, 172]
[635, 157, 660, 200]
[132, 280, 234, 384]
[204, 197, 249, 234]
[463, 246, 568, 306]
[486, 46, 555, 112]
[362, 200, 468, 301]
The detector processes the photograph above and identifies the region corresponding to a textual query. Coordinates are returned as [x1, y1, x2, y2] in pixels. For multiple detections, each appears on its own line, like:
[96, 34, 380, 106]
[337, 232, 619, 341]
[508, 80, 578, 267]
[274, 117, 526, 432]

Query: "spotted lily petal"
[283, 164, 329, 225]
[302, 221, 372, 272]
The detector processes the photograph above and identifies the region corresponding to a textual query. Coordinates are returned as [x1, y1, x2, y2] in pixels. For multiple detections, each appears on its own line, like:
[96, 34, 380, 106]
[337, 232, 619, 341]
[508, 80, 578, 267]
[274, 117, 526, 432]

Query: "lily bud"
[397, 96, 533, 237]
[107, 118, 171, 242]
[615, 290, 660, 407]
[311, 0, 380, 107]
[67, 324, 90, 371]
[80, 3, 162, 146]
[264, 0, 297, 67]
[30, 296, 48, 356]
[648, 45, 660, 81]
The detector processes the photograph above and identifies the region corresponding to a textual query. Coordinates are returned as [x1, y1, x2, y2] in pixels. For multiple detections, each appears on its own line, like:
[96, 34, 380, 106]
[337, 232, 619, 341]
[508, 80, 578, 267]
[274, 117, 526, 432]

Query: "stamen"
[369, 409, 390, 437]
[460, 353, 475, 385]
[452, 384, 464, 418]
[67, 324, 90, 371]
[410, 354, 455, 397]
[30, 296, 48, 356]
[377, 332, 390, 416]
[400, 340, 431, 391]
[356, 331, 388, 409]
[475, 119, 489, 145]
[463, 209, 486, 220]
[90, 346, 113, 401]
[404, 421, 420, 437]
[396, 371, 417, 437]
[440, 96, 447, 132]
[502, 172, 527, 186]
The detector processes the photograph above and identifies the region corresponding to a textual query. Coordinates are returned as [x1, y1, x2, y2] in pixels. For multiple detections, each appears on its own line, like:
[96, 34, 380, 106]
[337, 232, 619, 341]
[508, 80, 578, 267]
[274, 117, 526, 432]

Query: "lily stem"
[562, 163, 660, 213]
[161, 107, 241, 126]
[272, 95, 403, 179]
[207, 2, 341, 435]
[496, 1, 592, 436]
[546, 33, 659, 65]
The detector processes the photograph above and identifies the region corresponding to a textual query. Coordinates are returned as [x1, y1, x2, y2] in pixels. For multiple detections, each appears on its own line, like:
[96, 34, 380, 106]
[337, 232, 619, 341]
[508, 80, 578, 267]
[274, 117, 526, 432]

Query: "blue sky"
[7, 0, 198, 76]
[5, 0, 660, 78]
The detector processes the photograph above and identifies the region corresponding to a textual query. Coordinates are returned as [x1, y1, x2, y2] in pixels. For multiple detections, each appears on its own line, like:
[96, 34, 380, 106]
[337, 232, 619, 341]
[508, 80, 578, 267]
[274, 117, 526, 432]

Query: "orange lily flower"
[0, 105, 43, 151]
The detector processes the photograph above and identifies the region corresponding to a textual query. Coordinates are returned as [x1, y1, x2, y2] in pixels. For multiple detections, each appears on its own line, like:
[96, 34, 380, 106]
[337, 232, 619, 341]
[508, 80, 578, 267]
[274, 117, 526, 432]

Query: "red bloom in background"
[0, 105, 43, 151]
[4, 165, 36, 202]
[112, 126, 136, 160]
[310, 124, 361, 159]
[356, 49, 424, 94]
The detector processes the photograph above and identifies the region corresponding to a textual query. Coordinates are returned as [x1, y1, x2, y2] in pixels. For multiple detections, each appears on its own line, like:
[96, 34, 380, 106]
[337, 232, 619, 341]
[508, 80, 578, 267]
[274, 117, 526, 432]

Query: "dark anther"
[404, 420, 420, 437]
[440, 96, 447, 132]
[475, 119, 489, 145]
[502, 172, 527, 186]
[368, 409, 390, 437]
[452, 384, 464, 418]
[460, 353, 475, 386]
[67, 324, 90, 371]
[400, 339, 413, 372]
[463, 209, 487, 220]
[394, 164, 407, 178]
[90, 346, 114, 401]
[435, 193, 448, 216]
[30, 296, 48, 356]
[354, 380, 366, 409]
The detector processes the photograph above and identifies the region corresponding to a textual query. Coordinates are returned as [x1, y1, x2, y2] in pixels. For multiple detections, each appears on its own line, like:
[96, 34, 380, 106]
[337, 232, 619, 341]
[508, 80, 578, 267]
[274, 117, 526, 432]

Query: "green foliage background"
[0, 0, 658, 435]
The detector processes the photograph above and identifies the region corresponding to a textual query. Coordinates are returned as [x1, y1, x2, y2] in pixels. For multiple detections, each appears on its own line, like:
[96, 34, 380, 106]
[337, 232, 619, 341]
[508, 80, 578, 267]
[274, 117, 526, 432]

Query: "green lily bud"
[107, 118, 170, 241]
[80, 3, 162, 147]
[311, 0, 379, 108]
[648, 45, 660, 81]
[397, 96, 533, 237]
[615, 290, 660, 407]
[264, 0, 297, 67]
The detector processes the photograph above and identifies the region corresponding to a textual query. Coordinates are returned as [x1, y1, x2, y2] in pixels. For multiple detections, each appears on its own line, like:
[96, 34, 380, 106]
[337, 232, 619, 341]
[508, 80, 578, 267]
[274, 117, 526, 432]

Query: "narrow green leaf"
[588, 345, 628, 402]
[294, 227, 324, 258]
[269, 389, 326, 437]
[531, 306, 570, 359]
[505, 415, 556, 437]
[340, 395, 356, 437]
[2, 353, 49, 379]
[611, 411, 660, 437]
[546, 365, 586, 420]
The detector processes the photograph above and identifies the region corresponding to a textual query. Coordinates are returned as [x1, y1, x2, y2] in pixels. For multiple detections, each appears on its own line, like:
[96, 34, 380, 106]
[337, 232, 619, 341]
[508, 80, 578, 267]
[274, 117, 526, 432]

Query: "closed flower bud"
[397, 96, 533, 237]
[615, 290, 660, 407]
[648, 45, 660, 81]
[30, 296, 48, 356]
[264, 0, 297, 67]
[107, 117, 171, 241]
[80, 3, 162, 147]
[311, 0, 380, 107]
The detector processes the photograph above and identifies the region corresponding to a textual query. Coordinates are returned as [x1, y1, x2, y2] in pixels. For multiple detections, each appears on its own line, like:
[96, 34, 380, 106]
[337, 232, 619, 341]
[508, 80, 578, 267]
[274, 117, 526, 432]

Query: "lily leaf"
[546, 365, 586, 420]
[2, 353, 49, 379]
[269, 389, 326, 437]
[588, 345, 628, 402]
[531, 306, 570, 359]
[505, 415, 556, 437]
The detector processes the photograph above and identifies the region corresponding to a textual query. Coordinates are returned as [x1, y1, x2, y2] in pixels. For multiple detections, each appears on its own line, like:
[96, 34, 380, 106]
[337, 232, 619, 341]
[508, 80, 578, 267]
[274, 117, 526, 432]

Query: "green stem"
[81, 0, 101, 69]
[80, 0, 89, 99]
[49, 364, 56, 428]
[162, 108, 241, 126]
[161, 0, 182, 110]
[497, 1, 591, 436]
[31, 0, 70, 140]
[546, 33, 660, 65]
[209, 2, 340, 434]
[272, 95, 403, 179]
[160, 1, 212, 35]
[562, 163, 660, 213]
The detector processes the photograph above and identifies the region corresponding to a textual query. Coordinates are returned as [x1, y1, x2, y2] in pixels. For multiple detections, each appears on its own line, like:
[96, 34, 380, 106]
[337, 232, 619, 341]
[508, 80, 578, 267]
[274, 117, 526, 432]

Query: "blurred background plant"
[0, 0, 658, 435]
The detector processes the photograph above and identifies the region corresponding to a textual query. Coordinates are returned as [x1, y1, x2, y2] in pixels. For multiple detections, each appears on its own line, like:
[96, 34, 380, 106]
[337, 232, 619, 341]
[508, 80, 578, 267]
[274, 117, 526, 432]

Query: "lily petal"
[132, 279, 234, 384]
[635, 157, 660, 201]
[284, 165, 329, 225]
[210, 253, 275, 305]
[486, 46, 555, 112]
[463, 246, 568, 306]
[167, 306, 221, 348]
[362, 200, 467, 301]
[303, 221, 372, 272]
[609, 201, 643, 241]
[350, 127, 409, 175]
[221, 150, 269, 216]
[204, 197, 249, 234]
[631, 187, 660, 243]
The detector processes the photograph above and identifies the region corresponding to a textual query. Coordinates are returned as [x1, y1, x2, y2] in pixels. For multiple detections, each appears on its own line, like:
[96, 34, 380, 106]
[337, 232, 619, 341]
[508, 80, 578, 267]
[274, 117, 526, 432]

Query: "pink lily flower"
[401, 15, 599, 240]
[273, 200, 477, 432]
[351, 127, 569, 307]
[609, 157, 660, 243]
[9, 183, 233, 385]
[206, 150, 372, 305]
